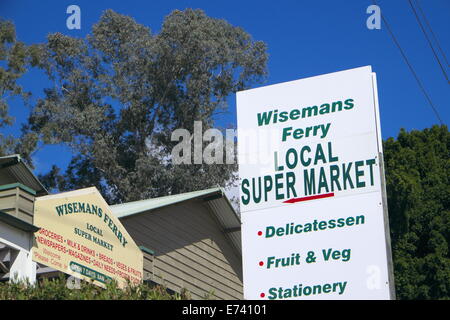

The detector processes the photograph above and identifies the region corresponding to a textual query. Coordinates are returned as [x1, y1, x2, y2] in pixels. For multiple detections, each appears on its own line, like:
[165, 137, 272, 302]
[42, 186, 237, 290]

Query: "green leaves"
[30, 9, 268, 203]
[0, 275, 189, 300]
[384, 125, 450, 299]
[0, 20, 40, 164]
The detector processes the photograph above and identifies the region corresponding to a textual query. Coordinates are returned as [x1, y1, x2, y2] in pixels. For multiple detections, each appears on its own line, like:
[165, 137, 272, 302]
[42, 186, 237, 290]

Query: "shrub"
[0, 275, 190, 300]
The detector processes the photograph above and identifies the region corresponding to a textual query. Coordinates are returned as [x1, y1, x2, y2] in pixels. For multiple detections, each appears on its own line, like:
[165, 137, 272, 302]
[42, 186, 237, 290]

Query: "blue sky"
[1, 0, 449, 175]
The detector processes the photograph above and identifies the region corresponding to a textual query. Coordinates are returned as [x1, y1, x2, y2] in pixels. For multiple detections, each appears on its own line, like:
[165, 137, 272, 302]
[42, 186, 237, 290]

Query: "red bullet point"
[257, 231, 262, 236]
[259, 261, 264, 266]
[260, 293, 265, 298]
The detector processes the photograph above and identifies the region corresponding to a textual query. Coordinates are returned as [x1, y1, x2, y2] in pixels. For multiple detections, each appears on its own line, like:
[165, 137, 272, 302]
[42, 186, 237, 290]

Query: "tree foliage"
[384, 125, 450, 299]
[29, 9, 267, 203]
[0, 275, 191, 300]
[0, 19, 40, 163]
[3, 9, 449, 300]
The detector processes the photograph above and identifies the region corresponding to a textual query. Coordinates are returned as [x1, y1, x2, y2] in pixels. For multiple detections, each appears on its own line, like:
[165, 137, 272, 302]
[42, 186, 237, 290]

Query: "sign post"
[237, 66, 395, 299]
[32, 187, 143, 288]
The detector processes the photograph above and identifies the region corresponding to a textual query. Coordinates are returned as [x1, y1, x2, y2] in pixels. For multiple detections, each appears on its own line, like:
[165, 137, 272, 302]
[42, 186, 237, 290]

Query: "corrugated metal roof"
[0, 154, 48, 195]
[110, 187, 242, 255]
[111, 187, 223, 218]
[206, 196, 242, 254]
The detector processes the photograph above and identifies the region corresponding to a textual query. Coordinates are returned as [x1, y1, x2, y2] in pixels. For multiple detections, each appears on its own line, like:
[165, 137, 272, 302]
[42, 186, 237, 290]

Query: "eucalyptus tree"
[30, 9, 268, 203]
[0, 20, 41, 163]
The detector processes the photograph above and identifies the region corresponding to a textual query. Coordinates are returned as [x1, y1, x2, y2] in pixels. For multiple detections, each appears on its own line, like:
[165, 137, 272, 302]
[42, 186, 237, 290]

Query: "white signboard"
[237, 66, 394, 300]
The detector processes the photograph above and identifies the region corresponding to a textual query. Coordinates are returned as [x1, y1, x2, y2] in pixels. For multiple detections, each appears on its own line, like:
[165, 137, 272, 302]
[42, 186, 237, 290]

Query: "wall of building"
[120, 199, 243, 300]
[0, 184, 35, 224]
[0, 220, 36, 283]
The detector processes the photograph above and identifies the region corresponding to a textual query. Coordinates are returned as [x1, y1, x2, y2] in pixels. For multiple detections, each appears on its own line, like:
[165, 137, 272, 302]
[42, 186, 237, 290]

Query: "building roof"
[110, 187, 242, 254]
[0, 154, 48, 195]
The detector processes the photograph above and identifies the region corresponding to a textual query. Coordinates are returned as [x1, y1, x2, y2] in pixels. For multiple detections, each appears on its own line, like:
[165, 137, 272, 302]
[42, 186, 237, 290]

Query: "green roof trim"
[139, 246, 156, 256]
[0, 182, 37, 195]
[110, 187, 224, 219]
[0, 210, 40, 232]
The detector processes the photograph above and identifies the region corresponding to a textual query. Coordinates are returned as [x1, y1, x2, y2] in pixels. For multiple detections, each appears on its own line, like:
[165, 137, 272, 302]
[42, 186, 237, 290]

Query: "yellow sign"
[32, 187, 143, 288]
